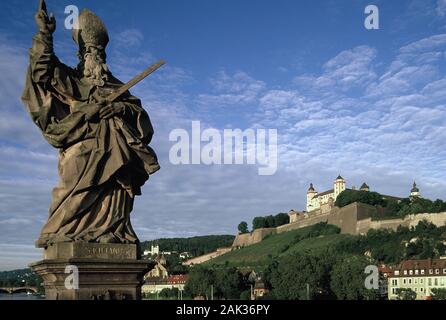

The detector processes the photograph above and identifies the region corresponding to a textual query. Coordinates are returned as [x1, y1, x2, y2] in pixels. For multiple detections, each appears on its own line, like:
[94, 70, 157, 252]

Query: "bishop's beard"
[78, 48, 109, 87]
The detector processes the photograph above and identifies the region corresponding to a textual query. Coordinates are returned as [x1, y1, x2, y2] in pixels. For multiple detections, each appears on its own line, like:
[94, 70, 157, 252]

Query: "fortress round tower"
[333, 175, 346, 199]
[306, 183, 318, 212]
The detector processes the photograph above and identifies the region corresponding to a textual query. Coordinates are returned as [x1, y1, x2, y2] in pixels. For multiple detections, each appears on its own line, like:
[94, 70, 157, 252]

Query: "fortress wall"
[356, 218, 373, 234]
[357, 218, 405, 234]
[407, 212, 446, 228]
[231, 228, 277, 248]
[232, 207, 446, 251]
[277, 213, 330, 234]
[356, 212, 446, 234]
[330, 202, 377, 234]
[183, 247, 232, 265]
[277, 202, 374, 235]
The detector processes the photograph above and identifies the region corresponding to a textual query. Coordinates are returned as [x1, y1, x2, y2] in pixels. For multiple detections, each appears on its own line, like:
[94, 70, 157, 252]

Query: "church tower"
[410, 181, 421, 200]
[306, 183, 317, 212]
[333, 175, 346, 200]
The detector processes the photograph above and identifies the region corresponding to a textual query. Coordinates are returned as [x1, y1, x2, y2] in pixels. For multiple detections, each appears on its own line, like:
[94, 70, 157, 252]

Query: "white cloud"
[114, 29, 144, 48]
[294, 45, 377, 95]
[197, 71, 266, 106]
[437, 0, 446, 16]
[2, 29, 446, 272]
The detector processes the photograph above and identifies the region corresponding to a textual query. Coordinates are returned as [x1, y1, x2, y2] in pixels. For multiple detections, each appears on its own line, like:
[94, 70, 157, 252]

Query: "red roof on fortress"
[168, 274, 189, 285]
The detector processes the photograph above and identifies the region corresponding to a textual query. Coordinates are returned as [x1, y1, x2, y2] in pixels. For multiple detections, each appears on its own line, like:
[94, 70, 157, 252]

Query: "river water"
[0, 293, 43, 300]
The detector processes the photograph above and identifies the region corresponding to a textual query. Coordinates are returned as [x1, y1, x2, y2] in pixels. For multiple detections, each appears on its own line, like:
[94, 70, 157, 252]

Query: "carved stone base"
[29, 243, 153, 300]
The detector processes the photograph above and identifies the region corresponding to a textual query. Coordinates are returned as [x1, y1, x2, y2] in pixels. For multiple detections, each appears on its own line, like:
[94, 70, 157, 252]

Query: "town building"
[252, 279, 269, 300]
[143, 244, 160, 256]
[142, 253, 189, 297]
[144, 254, 168, 279]
[378, 265, 394, 298]
[142, 274, 189, 296]
[388, 258, 446, 300]
[179, 252, 191, 260]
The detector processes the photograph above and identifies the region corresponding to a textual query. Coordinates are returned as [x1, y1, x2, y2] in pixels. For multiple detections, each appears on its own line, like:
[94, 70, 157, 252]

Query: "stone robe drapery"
[21, 31, 160, 248]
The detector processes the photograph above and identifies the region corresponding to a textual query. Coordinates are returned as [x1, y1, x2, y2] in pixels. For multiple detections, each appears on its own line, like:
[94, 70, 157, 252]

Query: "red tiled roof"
[391, 259, 446, 278]
[167, 274, 189, 285]
[400, 259, 446, 270]
[378, 265, 394, 275]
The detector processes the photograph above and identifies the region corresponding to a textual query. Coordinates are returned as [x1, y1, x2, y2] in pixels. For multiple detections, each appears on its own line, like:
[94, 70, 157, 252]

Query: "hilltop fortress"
[232, 176, 446, 248]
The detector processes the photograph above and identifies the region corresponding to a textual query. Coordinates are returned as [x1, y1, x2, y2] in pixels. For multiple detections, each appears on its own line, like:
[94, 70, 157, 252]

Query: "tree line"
[335, 189, 446, 220]
[238, 213, 290, 234]
[141, 235, 235, 257]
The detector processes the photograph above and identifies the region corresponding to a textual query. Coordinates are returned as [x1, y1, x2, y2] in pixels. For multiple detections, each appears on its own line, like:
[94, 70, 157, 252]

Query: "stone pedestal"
[29, 243, 153, 300]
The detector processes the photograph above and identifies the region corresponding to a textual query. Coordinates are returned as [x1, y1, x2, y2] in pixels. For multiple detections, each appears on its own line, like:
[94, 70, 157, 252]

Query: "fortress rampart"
[232, 202, 446, 248]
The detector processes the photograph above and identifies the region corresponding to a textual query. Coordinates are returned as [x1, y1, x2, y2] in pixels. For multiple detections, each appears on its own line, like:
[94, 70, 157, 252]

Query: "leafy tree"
[274, 213, 290, 227]
[431, 288, 446, 300]
[251, 213, 290, 230]
[431, 199, 446, 213]
[405, 241, 423, 258]
[165, 254, 188, 274]
[308, 222, 341, 237]
[269, 250, 336, 300]
[185, 266, 248, 300]
[415, 220, 437, 235]
[335, 190, 385, 208]
[252, 217, 267, 230]
[184, 266, 215, 299]
[265, 215, 276, 228]
[238, 221, 249, 234]
[395, 288, 417, 300]
[335, 190, 446, 219]
[240, 290, 252, 300]
[214, 267, 245, 299]
[159, 287, 179, 300]
[434, 242, 446, 257]
[141, 235, 235, 257]
[330, 255, 379, 300]
[385, 199, 402, 217]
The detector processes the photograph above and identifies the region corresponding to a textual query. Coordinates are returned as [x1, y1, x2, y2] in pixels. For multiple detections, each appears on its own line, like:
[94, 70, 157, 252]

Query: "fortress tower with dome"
[306, 176, 420, 212]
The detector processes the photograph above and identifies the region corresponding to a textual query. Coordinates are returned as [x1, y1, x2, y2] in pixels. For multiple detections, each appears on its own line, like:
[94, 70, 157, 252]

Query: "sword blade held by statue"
[107, 60, 166, 103]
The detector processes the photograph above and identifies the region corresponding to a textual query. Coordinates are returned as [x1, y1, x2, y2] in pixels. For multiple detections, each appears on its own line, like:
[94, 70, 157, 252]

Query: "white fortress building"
[306, 175, 348, 212]
[306, 175, 421, 212]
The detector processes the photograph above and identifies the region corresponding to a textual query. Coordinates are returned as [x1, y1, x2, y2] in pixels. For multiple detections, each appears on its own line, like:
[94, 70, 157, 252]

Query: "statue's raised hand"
[35, 10, 56, 34]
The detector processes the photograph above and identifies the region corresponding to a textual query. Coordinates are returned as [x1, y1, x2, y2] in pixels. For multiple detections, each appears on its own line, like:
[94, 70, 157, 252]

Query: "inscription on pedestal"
[44, 243, 137, 260]
[81, 245, 134, 259]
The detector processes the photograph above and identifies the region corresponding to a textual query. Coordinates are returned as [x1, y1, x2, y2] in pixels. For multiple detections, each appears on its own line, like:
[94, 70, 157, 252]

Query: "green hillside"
[207, 223, 346, 269]
[207, 220, 446, 271]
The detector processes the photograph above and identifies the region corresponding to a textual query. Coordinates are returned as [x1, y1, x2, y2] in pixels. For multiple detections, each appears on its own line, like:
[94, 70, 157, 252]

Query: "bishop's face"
[78, 45, 109, 87]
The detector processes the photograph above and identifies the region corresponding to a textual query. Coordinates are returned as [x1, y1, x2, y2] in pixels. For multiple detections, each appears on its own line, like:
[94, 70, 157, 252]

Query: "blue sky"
[1, 0, 446, 270]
